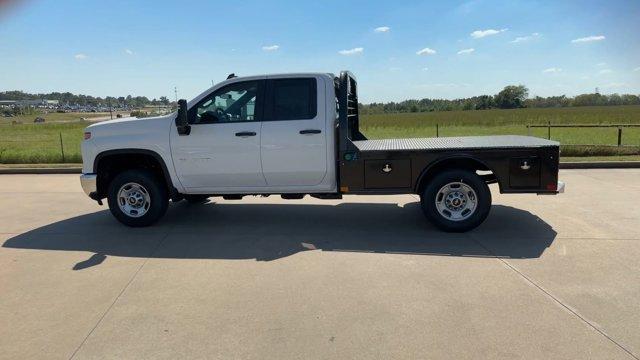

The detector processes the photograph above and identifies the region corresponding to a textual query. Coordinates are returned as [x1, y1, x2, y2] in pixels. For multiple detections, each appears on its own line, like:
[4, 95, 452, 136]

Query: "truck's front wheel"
[107, 169, 168, 227]
[421, 169, 491, 232]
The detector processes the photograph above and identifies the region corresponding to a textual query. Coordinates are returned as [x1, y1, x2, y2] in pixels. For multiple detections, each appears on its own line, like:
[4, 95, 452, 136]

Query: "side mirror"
[175, 99, 190, 135]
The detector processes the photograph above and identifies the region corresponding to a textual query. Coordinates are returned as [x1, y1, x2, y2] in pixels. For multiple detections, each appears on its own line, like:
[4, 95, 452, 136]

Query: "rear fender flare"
[414, 155, 501, 194]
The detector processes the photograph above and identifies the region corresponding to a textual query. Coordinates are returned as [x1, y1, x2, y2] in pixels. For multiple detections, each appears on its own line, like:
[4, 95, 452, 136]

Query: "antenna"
[226, 73, 237, 80]
[174, 86, 178, 102]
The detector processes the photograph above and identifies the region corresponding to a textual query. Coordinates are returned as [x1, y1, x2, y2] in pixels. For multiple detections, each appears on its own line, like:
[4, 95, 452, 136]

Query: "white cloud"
[338, 47, 364, 55]
[633, 67, 640, 72]
[598, 69, 613, 75]
[471, 28, 507, 39]
[571, 35, 605, 43]
[416, 47, 436, 55]
[457, 48, 475, 55]
[124, 49, 134, 55]
[374, 26, 390, 33]
[510, 32, 540, 43]
[542, 67, 562, 73]
[262, 45, 280, 51]
[596, 62, 607, 67]
[422, 67, 429, 71]
[74, 53, 87, 60]
[389, 67, 402, 72]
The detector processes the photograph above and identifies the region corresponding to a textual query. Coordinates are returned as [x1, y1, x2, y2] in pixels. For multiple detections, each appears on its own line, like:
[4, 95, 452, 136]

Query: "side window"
[190, 81, 259, 124]
[270, 78, 317, 120]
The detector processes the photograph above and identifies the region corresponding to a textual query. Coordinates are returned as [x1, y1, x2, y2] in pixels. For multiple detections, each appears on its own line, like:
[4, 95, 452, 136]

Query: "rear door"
[260, 76, 327, 186]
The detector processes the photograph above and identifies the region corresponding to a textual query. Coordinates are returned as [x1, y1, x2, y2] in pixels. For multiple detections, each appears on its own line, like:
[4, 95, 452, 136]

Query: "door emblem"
[520, 161, 531, 170]
[382, 164, 392, 173]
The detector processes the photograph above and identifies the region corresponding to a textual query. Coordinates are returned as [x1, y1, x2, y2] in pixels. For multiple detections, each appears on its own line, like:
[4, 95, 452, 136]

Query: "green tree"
[462, 99, 474, 110]
[474, 95, 494, 110]
[494, 85, 529, 109]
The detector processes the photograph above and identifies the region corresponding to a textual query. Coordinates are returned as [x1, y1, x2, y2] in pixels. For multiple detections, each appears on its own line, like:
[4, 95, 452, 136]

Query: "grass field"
[0, 111, 127, 163]
[1, 105, 639, 164]
[0, 121, 86, 163]
[360, 105, 640, 146]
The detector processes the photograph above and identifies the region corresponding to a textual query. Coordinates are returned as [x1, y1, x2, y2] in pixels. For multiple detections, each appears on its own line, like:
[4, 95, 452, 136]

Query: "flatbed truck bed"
[353, 135, 559, 152]
[335, 72, 562, 203]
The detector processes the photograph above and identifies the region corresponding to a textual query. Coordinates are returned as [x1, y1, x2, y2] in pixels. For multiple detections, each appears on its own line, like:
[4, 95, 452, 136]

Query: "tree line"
[3, 86, 640, 113]
[0, 90, 172, 108]
[360, 85, 640, 114]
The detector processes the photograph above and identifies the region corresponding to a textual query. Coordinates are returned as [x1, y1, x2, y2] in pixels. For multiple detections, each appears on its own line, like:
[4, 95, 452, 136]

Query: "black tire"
[183, 194, 210, 204]
[420, 169, 491, 232]
[107, 169, 168, 227]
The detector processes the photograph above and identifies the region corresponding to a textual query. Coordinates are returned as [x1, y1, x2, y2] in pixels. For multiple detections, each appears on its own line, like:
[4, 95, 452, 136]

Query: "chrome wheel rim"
[117, 182, 151, 218]
[435, 182, 477, 221]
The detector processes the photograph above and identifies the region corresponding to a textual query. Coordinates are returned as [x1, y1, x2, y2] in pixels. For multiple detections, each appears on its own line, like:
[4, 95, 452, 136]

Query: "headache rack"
[337, 71, 367, 157]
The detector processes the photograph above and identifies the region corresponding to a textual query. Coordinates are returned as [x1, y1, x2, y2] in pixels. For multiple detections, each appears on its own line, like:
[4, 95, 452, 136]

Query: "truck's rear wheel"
[421, 169, 491, 232]
[107, 169, 168, 227]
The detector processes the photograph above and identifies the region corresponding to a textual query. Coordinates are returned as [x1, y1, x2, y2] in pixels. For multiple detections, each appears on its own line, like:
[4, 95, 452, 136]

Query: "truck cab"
[171, 73, 338, 193]
[80, 71, 563, 232]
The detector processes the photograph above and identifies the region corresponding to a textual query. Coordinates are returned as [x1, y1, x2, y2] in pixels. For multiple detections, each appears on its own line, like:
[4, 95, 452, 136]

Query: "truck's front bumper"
[80, 174, 97, 197]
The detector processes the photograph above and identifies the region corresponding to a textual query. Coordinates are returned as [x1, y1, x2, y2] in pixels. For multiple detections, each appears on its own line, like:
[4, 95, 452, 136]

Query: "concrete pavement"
[1, 170, 639, 359]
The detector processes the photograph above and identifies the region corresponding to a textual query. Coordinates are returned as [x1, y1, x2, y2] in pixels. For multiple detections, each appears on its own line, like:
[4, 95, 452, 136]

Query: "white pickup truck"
[81, 71, 563, 232]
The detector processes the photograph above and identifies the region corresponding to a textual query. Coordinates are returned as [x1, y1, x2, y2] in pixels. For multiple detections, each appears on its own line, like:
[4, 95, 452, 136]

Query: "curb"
[1, 161, 639, 174]
[559, 161, 640, 169]
[0, 167, 82, 174]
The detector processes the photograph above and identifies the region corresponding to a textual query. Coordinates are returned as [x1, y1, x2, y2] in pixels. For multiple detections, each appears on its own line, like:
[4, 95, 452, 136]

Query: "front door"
[171, 80, 266, 189]
[260, 77, 328, 186]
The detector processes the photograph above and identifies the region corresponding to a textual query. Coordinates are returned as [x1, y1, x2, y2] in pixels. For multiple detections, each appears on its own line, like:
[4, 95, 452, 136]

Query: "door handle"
[299, 129, 322, 135]
[235, 131, 257, 137]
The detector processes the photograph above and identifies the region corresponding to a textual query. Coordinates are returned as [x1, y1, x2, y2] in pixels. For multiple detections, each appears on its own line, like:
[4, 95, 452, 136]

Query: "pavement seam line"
[470, 235, 639, 360]
[68, 232, 171, 360]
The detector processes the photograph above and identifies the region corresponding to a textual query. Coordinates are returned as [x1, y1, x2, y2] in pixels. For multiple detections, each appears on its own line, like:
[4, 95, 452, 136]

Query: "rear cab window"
[266, 78, 317, 121]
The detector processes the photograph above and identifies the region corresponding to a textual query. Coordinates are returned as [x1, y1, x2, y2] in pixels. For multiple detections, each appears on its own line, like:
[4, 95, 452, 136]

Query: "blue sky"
[0, 0, 639, 103]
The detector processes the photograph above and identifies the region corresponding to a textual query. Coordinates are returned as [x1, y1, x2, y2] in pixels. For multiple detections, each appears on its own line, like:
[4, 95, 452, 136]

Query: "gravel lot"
[1, 170, 639, 359]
